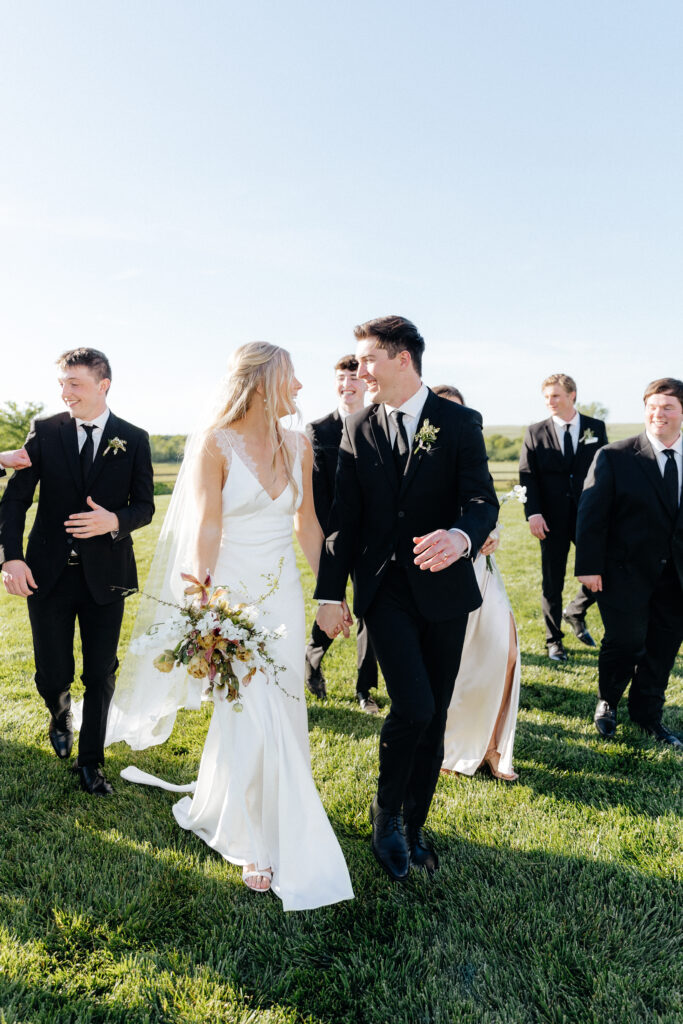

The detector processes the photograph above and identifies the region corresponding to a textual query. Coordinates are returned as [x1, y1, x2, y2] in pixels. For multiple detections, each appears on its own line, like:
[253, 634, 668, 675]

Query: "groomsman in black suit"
[576, 378, 683, 748]
[0, 349, 155, 793]
[305, 354, 379, 712]
[316, 316, 498, 881]
[519, 374, 608, 662]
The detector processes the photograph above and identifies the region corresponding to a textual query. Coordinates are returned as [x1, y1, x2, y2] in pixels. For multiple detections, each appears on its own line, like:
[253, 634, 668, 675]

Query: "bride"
[90, 343, 354, 910]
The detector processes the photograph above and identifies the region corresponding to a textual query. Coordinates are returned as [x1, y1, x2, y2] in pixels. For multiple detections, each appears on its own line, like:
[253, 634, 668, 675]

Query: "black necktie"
[80, 424, 95, 484]
[663, 450, 679, 516]
[563, 423, 574, 463]
[392, 411, 410, 479]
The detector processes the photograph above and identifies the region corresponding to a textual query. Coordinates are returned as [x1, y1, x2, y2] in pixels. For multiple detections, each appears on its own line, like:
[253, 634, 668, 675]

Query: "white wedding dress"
[442, 553, 520, 776]
[84, 428, 353, 912]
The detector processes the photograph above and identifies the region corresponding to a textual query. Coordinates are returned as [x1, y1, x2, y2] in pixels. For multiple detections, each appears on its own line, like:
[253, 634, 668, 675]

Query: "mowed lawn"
[0, 496, 682, 1024]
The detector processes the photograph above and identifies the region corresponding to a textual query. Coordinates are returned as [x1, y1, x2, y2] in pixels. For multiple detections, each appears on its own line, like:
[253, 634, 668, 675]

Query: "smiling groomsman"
[576, 379, 683, 748]
[519, 374, 608, 662]
[305, 355, 379, 712]
[0, 349, 154, 794]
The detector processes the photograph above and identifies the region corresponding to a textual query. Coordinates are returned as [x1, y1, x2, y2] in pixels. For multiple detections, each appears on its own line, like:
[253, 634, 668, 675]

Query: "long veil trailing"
[73, 385, 228, 750]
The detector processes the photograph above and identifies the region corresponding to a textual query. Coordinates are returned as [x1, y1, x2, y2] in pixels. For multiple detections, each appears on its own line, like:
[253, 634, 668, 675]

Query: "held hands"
[413, 529, 467, 572]
[480, 530, 500, 557]
[0, 447, 31, 470]
[317, 600, 353, 640]
[578, 574, 603, 593]
[2, 560, 37, 597]
[65, 496, 119, 539]
[528, 514, 549, 540]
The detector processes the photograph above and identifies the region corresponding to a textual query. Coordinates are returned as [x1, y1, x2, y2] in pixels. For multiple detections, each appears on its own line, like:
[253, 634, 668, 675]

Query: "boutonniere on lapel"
[579, 428, 598, 446]
[103, 437, 127, 457]
[414, 420, 440, 454]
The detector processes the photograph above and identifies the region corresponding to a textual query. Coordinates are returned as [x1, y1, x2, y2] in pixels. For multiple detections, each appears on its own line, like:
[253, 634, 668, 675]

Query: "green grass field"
[0, 497, 681, 1023]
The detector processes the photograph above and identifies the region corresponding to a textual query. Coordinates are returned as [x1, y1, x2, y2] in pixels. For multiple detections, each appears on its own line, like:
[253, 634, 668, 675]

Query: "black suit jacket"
[519, 414, 608, 534]
[0, 411, 155, 605]
[575, 432, 683, 609]
[305, 409, 343, 532]
[314, 389, 499, 621]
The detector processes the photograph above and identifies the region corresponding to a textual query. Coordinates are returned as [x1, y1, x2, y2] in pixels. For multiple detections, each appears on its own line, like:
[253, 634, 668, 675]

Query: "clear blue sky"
[2, 1, 681, 431]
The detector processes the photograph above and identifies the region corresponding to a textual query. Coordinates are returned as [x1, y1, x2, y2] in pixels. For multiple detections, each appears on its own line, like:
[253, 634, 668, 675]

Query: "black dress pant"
[364, 563, 468, 827]
[540, 530, 597, 644]
[306, 615, 378, 698]
[27, 562, 125, 766]
[597, 563, 683, 726]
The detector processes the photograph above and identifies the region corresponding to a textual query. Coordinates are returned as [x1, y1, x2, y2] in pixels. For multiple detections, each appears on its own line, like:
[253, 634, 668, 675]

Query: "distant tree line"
[149, 435, 187, 462]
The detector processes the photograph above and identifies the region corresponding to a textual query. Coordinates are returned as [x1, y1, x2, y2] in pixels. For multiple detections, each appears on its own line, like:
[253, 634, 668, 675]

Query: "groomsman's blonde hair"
[542, 373, 576, 396]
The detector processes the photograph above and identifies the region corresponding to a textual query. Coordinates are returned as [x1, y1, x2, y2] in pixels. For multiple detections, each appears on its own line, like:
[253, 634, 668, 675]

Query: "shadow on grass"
[306, 702, 384, 739]
[0, 736, 680, 1024]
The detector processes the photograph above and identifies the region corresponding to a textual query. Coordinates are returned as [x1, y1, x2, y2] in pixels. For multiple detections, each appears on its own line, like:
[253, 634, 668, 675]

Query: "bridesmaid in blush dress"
[434, 385, 520, 783]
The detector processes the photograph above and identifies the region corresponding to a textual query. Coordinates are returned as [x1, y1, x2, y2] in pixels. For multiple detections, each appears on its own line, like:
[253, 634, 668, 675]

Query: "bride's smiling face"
[275, 370, 302, 418]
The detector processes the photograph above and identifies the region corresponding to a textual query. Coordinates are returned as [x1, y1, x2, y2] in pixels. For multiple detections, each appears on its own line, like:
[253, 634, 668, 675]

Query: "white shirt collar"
[551, 411, 579, 429]
[646, 430, 683, 455]
[385, 382, 429, 421]
[75, 408, 110, 432]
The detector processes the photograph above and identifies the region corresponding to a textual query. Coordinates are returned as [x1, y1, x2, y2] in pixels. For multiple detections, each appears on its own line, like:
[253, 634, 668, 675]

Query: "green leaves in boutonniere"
[414, 419, 440, 454]
[104, 437, 127, 457]
[579, 428, 597, 445]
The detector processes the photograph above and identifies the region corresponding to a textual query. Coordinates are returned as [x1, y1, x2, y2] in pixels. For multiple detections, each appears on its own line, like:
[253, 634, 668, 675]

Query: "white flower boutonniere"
[104, 437, 127, 456]
[414, 419, 440, 454]
[580, 428, 598, 445]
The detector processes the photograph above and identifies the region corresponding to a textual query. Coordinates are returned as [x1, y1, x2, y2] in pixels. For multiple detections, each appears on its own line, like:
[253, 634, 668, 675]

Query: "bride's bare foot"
[481, 751, 519, 783]
[242, 864, 272, 892]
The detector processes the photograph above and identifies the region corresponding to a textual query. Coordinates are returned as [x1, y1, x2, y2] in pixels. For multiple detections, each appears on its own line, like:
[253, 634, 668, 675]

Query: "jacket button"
[398, 511, 405, 518]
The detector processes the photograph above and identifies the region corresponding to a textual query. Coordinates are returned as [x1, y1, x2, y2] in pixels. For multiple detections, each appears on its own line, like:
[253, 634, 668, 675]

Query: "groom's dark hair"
[643, 377, 683, 408]
[354, 316, 425, 376]
[57, 348, 112, 392]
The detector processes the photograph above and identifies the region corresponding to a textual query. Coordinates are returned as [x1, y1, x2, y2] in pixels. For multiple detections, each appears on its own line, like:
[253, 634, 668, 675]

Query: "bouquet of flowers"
[149, 571, 287, 711]
[486, 484, 527, 572]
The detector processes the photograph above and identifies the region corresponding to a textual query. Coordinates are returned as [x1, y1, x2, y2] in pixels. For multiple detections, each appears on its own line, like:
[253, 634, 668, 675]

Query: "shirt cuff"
[449, 528, 471, 557]
[317, 599, 342, 605]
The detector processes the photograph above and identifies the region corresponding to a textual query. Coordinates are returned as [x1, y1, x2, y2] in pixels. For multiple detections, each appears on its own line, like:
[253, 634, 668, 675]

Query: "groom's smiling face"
[59, 364, 110, 421]
[356, 338, 413, 407]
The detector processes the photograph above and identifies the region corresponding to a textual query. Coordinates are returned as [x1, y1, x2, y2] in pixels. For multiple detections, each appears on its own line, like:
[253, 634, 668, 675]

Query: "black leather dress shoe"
[594, 699, 617, 738]
[369, 796, 410, 881]
[75, 765, 114, 796]
[48, 712, 73, 759]
[406, 825, 439, 874]
[304, 656, 327, 699]
[633, 721, 683, 750]
[562, 611, 596, 647]
[548, 641, 568, 662]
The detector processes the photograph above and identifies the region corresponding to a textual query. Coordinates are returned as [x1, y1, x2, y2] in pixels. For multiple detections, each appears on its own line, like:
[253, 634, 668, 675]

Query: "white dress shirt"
[75, 408, 110, 456]
[646, 430, 682, 502]
[551, 411, 580, 452]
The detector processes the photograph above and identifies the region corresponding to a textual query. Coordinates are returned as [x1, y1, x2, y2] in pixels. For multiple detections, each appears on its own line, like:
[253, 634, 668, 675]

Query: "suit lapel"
[86, 412, 120, 490]
[634, 432, 675, 520]
[59, 416, 82, 490]
[400, 390, 439, 498]
[368, 405, 398, 493]
[543, 418, 561, 453]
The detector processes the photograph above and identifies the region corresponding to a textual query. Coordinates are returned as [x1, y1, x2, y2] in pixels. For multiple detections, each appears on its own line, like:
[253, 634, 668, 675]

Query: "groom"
[0, 348, 154, 795]
[316, 316, 498, 880]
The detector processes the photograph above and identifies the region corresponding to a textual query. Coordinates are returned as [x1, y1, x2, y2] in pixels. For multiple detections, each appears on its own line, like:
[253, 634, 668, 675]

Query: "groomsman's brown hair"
[433, 384, 465, 405]
[643, 378, 683, 408]
[57, 348, 112, 391]
[542, 373, 576, 395]
[354, 316, 425, 375]
[335, 355, 359, 372]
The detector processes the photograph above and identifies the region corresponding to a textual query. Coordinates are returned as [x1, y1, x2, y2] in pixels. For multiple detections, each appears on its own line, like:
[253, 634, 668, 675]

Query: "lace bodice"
[212, 427, 304, 509]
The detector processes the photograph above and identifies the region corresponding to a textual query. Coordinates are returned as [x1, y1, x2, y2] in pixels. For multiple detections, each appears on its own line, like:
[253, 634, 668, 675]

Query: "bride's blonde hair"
[207, 342, 298, 500]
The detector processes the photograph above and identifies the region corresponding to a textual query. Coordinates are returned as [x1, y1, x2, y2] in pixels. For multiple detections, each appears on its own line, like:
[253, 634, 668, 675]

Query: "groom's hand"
[317, 603, 351, 640]
[413, 529, 467, 572]
[578, 574, 603, 593]
[65, 496, 120, 539]
[2, 560, 38, 597]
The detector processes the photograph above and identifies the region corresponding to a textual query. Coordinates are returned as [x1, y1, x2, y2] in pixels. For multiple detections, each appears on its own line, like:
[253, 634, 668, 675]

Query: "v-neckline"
[225, 430, 292, 503]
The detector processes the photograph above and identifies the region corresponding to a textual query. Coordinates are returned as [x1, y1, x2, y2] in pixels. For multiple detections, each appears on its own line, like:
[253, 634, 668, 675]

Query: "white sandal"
[242, 866, 273, 892]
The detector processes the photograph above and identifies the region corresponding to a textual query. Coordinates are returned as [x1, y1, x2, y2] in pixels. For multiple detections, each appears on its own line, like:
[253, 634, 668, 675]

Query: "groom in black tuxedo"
[316, 316, 498, 880]
[0, 348, 154, 794]
[576, 378, 683, 748]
